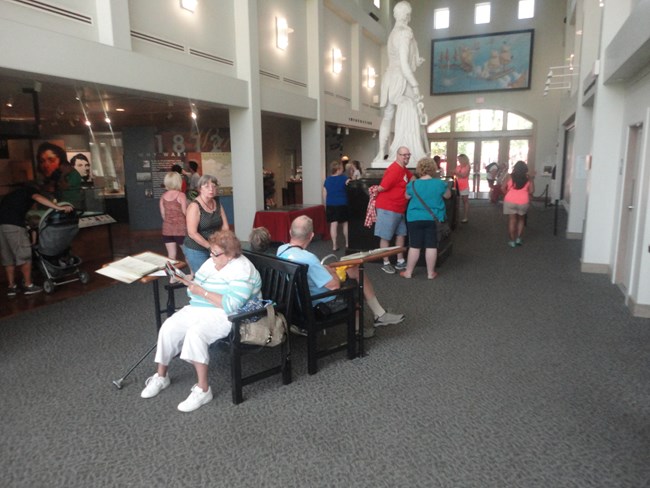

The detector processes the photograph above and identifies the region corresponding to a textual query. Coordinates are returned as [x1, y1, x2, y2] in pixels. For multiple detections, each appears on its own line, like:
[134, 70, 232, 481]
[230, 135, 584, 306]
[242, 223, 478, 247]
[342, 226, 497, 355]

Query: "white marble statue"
[372, 1, 429, 167]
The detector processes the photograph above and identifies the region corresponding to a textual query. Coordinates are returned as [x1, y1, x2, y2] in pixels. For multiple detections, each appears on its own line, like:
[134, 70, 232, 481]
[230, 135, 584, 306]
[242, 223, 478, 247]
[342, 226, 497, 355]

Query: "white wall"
[128, 0, 236, 76]
[578, 0, 650, 314]
[323, 7, 353, 106]
[257, 0, 309, 93]
[618, 74, 650, 315]
[0, 0, 98, 42]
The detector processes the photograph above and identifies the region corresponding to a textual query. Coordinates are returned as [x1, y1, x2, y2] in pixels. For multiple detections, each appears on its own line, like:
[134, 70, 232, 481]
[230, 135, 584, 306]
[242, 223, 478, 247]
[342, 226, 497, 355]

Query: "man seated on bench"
[277, 215, 405, 337]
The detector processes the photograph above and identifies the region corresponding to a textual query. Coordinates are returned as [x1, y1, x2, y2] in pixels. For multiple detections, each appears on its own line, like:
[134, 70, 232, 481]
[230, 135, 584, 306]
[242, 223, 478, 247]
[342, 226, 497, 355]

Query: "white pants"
[154, 305, 231, 366]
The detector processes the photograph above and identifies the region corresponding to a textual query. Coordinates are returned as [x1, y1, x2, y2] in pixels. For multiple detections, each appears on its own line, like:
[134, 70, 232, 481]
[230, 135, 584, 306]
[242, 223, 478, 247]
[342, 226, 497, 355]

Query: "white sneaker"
[141, 373, 170, 399]
[374, 311, 405, 327]
[177, 384, 213, 412]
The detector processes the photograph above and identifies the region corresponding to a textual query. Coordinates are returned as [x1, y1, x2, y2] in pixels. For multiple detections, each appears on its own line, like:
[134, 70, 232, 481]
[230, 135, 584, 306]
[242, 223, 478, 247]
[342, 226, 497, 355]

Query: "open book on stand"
[339, 246, 402, 261]
[96, 252, 178, 284]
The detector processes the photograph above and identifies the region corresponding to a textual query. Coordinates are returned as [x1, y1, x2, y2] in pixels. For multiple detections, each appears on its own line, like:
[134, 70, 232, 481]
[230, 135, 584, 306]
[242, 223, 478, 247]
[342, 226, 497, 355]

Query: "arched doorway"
[427, 108, 535, 198]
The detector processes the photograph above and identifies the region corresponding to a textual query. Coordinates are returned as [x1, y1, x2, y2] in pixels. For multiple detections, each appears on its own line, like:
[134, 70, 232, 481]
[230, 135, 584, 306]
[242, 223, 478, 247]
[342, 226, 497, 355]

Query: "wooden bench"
[220, 251, 301, 404]
[291, 261, 358, 375]
[241, 251, 358, 376]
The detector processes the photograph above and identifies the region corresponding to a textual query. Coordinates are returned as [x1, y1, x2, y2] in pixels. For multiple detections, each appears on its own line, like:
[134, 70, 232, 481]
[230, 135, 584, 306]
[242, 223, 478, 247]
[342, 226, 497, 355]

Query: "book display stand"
[327, 246, 406, 357]
[99, 251, 187, 389]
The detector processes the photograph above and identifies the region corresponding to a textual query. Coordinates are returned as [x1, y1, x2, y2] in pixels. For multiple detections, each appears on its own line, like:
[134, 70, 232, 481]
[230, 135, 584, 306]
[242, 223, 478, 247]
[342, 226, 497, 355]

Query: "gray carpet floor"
[1, 201, 649, 487]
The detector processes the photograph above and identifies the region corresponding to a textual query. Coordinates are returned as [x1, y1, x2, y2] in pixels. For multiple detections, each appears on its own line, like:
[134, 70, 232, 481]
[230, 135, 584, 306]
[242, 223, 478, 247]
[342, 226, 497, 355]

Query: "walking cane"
[112, 342, 157, 389]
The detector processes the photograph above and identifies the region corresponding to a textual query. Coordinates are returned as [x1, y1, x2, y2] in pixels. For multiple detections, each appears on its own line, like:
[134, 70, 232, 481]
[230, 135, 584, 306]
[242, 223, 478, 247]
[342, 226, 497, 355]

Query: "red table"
[253, 204, 330, 243]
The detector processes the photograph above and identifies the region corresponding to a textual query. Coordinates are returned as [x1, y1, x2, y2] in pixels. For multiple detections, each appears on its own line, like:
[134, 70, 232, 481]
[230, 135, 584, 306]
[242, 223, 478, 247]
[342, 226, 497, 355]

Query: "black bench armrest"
[309, 281, 356, 303]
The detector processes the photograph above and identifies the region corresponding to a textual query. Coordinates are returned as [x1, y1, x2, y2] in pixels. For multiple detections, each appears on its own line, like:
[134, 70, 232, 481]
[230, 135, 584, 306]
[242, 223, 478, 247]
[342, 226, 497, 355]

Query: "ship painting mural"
[430, 30, 534, 95]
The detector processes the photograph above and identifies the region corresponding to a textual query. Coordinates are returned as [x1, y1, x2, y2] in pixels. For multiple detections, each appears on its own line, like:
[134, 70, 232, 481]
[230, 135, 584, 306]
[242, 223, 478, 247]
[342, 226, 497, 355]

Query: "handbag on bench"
[238, 299, 288, 347]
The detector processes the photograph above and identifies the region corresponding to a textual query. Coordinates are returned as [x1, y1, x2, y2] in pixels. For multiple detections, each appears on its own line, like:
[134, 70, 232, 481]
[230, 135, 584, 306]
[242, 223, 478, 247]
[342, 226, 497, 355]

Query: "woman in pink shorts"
[454, 154, 471, 223]
[502, 160, 535, 247]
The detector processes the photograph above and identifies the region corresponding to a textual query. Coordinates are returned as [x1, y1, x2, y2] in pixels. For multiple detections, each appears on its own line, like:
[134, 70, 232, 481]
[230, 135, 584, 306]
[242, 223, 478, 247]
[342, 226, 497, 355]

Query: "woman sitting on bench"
[140, 229, 261, 412]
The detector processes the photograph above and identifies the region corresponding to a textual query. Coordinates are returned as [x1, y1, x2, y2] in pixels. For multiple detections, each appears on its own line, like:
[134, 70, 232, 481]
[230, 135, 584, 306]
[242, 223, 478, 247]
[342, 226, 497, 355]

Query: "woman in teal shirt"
[401, 157, 451, 279]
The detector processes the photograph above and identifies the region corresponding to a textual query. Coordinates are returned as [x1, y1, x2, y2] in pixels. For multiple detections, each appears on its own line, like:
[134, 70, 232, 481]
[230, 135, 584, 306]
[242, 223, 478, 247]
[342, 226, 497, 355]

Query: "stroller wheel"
[79, 271, 90, 284]
[43, 280, 55, 294]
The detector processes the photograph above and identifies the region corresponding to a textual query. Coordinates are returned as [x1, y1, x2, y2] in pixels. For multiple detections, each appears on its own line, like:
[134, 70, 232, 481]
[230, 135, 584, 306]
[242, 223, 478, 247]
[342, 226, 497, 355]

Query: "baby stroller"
[33, 204, 90, 293]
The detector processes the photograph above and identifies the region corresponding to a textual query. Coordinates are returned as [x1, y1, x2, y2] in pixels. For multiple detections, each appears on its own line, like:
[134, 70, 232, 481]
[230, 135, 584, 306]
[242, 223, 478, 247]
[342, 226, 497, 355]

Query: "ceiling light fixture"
[95, 86, 114, 130]
[180, 0, 197, 13]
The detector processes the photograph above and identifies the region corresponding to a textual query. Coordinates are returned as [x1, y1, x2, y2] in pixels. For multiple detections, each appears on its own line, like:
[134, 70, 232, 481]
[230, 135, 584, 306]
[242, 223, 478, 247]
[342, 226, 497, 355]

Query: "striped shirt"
[189, 254, 261, 314]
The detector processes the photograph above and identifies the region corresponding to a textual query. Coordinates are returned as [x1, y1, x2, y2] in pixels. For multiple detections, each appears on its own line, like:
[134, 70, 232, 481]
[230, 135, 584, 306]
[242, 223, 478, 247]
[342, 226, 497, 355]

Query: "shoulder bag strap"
[277, 245, 302, 257]
[411, 181, 439, 223]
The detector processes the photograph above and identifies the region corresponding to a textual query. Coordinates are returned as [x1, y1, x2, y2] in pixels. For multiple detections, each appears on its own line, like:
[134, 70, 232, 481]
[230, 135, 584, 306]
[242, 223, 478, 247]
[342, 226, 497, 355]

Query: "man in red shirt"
[374, 146, 413, 273]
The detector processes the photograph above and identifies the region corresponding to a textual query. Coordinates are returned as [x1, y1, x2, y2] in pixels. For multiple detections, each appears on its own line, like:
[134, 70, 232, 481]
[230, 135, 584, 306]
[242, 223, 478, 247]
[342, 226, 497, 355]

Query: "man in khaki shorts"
[0, 184, 73, 297]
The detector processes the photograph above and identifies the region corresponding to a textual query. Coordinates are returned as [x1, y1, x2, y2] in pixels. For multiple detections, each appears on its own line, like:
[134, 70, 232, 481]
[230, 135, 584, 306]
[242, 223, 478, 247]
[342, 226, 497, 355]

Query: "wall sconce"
[5, 97, 13, 108]
[276, 17, 293, 50]
[345, 128, 350, 136]
[336, 127, 341, 135]
[332, 48, 345, 74]
[180, 0, 197, 13]
[366, 66, 377, 88]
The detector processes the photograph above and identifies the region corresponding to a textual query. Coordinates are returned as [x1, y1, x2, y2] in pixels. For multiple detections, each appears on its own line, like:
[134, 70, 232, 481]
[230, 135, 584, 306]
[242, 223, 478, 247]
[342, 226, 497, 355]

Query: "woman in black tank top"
[182, 175, 230, 273]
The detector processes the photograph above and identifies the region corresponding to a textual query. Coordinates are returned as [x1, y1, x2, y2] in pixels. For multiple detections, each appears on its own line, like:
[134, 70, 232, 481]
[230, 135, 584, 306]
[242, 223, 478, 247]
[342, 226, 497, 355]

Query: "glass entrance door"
[456, 139, 499, 198]
[478, 140, 500, 196]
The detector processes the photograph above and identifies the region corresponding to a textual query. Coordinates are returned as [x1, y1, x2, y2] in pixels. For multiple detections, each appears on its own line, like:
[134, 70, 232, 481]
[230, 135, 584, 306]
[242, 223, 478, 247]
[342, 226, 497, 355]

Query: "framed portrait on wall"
[67, 151, 93, 187]
[430, 29, 534, 95]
